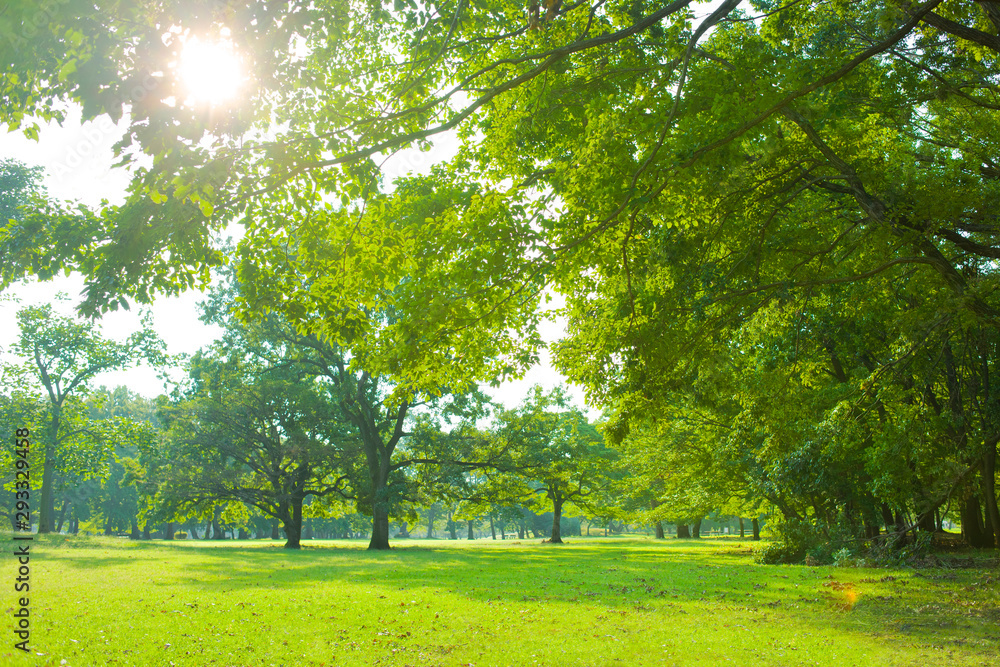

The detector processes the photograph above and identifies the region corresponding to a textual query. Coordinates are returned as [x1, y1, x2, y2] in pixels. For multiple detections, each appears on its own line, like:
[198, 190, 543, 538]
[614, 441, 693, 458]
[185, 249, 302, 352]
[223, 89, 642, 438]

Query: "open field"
[4, 536, 999, 666]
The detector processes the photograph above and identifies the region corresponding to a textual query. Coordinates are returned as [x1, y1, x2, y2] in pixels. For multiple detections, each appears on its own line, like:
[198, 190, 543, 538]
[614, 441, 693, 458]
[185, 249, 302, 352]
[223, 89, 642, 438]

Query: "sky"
[0, 105, 597, 417]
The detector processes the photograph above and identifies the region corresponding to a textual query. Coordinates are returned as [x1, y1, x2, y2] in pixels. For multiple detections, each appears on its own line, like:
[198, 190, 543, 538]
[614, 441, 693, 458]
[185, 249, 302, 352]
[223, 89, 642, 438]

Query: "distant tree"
[9, 304, 164, 532]
[500, 387, 616, 544]
[155, 344, 350, 549]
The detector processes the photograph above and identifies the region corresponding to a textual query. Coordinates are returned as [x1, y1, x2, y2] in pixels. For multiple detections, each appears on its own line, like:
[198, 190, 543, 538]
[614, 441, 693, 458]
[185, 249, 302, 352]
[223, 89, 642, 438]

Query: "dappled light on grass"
[5, 536, 999, 666]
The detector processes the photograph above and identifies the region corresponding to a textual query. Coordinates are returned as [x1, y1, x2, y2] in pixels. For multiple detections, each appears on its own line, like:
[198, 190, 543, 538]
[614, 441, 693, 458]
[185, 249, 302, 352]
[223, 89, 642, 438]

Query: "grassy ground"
[3, 535, 999, 666]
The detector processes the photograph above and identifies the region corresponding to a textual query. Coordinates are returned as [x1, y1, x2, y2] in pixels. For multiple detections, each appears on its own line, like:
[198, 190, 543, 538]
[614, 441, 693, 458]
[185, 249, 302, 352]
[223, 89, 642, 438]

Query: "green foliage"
[5, 0, 1000, 554]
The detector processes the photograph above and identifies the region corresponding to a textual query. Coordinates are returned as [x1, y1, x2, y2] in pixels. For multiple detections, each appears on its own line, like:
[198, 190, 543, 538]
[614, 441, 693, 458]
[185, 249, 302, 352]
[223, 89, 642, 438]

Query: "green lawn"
[4, 535, 999, 666]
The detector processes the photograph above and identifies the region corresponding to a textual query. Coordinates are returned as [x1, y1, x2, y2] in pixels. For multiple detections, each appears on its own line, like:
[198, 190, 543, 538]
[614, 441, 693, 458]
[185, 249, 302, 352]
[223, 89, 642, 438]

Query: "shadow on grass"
[28, 533, 1000, 654]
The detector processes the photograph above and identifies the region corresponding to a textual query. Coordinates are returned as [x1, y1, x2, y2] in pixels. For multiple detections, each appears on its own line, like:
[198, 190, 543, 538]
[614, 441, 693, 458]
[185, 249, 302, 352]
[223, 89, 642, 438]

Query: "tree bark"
[982, 438, 1000, 547]
[549, 499, 564, 544]
[271, 518, 280, 539]
[425, 506, 436, 539]
[739, 517, 745, 538]
[467, 519, 475, 540]
[211, 506, 224, 539]
[283, 497, 304, 549]
[56, 499, 68, 533]
[130, 519, 140, 540]
[676, 523, 690, 538]
[752, 518, 760, 541]
[164, 522, 175, 540]
[142, 522, 150, 540]
[104, 514, 113, 536]
[368, 503, 391, 550]
[239, 528, 250, 540]
[654, 521, 665, 539]
[38, 404, 61, 533]
[880, 503, 895, 533]
[692, 517, 703, 539]
[489, 515, 496, 540]
[961, 494, 988, 548]
[447, 510, 457, 539]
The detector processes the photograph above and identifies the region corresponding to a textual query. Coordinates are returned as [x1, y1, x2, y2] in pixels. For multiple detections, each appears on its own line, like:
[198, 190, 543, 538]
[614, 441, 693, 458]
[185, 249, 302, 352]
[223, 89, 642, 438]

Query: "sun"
[177, 36, 243, 106]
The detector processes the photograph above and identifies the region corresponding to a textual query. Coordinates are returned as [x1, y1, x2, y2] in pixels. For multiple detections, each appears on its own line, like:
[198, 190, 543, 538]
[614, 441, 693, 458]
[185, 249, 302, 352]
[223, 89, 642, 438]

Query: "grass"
[4, 535, 999, 666]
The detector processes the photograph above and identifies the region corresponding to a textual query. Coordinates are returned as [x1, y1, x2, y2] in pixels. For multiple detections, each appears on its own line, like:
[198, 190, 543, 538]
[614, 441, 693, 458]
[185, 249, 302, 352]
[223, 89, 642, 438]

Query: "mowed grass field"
[3, 535, 999, 666]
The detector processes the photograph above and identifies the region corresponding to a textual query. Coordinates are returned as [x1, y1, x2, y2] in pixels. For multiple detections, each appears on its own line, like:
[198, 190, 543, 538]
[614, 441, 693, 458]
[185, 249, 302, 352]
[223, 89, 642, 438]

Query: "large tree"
[4, 0, 1000, 552]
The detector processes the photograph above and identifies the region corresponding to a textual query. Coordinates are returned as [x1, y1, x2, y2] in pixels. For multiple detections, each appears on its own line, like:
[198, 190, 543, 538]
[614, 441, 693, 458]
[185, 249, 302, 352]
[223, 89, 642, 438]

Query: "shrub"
[175, 532, 188, 540]
[752, 517, 819, 564]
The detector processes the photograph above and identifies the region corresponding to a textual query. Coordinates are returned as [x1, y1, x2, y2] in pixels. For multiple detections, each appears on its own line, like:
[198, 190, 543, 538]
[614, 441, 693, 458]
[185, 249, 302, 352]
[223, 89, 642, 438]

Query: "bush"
[752, 517, 859, 565]
[174, 532, 188, 540]
[752, 517, 820, 564]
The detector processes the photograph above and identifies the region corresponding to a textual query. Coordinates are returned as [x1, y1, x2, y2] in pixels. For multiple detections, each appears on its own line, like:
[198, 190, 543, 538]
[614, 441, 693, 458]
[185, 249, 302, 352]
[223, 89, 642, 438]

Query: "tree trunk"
[894, 509, 907, 533]
[104, 514, 113, 536]
[38, 406, 61, 534]
[549, 500, 564, 544]
[752, 518, 760, 541]
[676, 524, 690, 538]
[211, 506, 224, 539]
[426, 506, 436, 539]
[130, 519, 140, 540]
[692, 517, 703, 538]
[489, 515, 496, 540]
[917, 507, 937, 533]
[447, 511, 457, 539]
[164, 522, 175, 540]
[739, 517, 745, 538]
[239, 528, 250, 540]
[142, 522, 150, 539]
[880, 503, 895, 533]
[271, 518, 280, 539]
[283, 496, 304, 549]
[71, 516, 79, 535]
[961, 494, 988, 548]
[467, 519, 475, 540]
[368, 503, 391, 550]
[982, 439, 1000, 547]
[654, 521, 665, 539]
[56, 499, 69, 533]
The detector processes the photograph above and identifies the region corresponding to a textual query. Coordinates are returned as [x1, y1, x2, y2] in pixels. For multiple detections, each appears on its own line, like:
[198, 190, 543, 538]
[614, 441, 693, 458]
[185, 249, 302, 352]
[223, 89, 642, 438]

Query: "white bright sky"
[0, 105, 597, 417]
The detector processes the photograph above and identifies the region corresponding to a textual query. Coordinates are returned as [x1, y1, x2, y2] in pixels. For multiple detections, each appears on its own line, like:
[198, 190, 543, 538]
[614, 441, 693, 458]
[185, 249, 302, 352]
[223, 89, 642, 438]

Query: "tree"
[499, 387, 615, 543]
[163, 268, 517, 550]
[153, 333, 351, 549]
[6, 1, 1000, 554]
[84, 386, 162, 539]
[9, 303, 164, 532]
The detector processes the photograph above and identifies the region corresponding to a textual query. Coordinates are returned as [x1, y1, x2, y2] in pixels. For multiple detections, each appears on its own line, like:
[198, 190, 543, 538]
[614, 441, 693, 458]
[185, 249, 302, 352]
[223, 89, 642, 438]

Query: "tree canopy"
[3, 0, 1000, 556]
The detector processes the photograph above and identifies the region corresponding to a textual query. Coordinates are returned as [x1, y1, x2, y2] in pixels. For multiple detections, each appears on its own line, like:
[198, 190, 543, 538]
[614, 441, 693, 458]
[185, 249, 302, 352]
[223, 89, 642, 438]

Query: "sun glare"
[177, 36, 243, 106]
